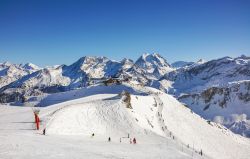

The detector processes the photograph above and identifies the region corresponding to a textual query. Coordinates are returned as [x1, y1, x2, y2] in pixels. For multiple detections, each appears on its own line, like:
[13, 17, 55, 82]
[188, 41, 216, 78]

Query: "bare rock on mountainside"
[120, 91, 132, 109]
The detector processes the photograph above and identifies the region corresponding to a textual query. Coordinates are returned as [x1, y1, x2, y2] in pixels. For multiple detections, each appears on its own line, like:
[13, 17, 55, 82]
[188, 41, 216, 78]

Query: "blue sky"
[0, 0, 249, 66]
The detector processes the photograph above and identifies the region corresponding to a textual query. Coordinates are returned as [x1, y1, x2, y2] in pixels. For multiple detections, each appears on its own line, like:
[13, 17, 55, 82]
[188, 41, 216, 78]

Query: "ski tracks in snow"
[152, 93, 170, 137]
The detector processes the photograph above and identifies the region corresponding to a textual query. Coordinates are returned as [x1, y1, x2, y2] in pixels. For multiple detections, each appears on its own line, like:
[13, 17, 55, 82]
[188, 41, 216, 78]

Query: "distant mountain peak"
[23, 63, 40, 70]
[1, 61, 12, 67]
[135, 53, 172, 76]
[197, 59, 206, 64]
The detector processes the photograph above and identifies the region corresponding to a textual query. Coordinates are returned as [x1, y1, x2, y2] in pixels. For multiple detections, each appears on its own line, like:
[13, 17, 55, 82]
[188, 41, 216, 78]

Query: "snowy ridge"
[37, 84, 250, 159]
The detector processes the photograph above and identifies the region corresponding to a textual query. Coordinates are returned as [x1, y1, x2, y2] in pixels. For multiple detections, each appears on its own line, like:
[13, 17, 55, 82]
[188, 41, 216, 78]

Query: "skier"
[43, 128, 46, 135]
[108, 137, 111, 142]
[91, 133, 95, 137]
[133, 138, 136, 144]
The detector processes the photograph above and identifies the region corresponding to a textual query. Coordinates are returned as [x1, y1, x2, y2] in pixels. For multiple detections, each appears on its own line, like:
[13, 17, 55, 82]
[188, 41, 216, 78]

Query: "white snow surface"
[0, 86, 203, 159]
[1, 84, 249, 159]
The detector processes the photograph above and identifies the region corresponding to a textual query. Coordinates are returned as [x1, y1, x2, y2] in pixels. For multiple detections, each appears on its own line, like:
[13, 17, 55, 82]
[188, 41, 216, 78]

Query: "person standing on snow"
[43, 128, 46, 135]
[108, 137, 111, 142]
[133, 138, 136, 144]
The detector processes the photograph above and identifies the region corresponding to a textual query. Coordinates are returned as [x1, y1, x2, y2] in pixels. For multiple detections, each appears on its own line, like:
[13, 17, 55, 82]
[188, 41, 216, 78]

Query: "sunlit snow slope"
[38, 84, 250, 159]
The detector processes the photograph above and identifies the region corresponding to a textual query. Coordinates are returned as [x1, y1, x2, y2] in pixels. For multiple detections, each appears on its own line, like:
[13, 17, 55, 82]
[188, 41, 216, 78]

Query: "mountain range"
[0, 53, 249, 137]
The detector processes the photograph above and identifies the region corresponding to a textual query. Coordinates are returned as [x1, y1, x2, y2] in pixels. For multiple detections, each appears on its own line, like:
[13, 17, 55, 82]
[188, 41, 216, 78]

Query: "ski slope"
[0, 103, 200, 159]
[0, 84, 250, 159]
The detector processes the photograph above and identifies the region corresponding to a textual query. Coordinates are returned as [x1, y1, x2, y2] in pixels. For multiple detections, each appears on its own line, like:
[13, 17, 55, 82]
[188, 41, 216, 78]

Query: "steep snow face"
[135, 53, 173, 77]
[41, 84, 250, 159]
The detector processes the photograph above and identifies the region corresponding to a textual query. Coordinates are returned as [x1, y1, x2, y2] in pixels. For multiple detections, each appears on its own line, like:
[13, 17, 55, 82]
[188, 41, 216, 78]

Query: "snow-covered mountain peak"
[138, 53, 169, 65]
[81, 56, 109, 62]
[65, 56, 128, 79]
[197, 59, 206, 64]
[141, 53, 150, 59]
[120, 58, 134, 70]
[70, 56, 109, 68]
[135, 53, 172, 76]
[239, 54, 250, 59]
[22, 63, 40, 70]
[2, 61, 12, 66]
[121, 58, 133, 63]
[0, 61, 12, 70]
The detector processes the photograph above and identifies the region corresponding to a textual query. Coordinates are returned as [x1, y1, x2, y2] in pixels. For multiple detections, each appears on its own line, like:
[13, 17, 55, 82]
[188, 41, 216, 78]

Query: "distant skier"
[43, 128, 46, 135]
[108, 137, 111, 142]
[133, 138, 136, 144]
[91, 133, 95, 137]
